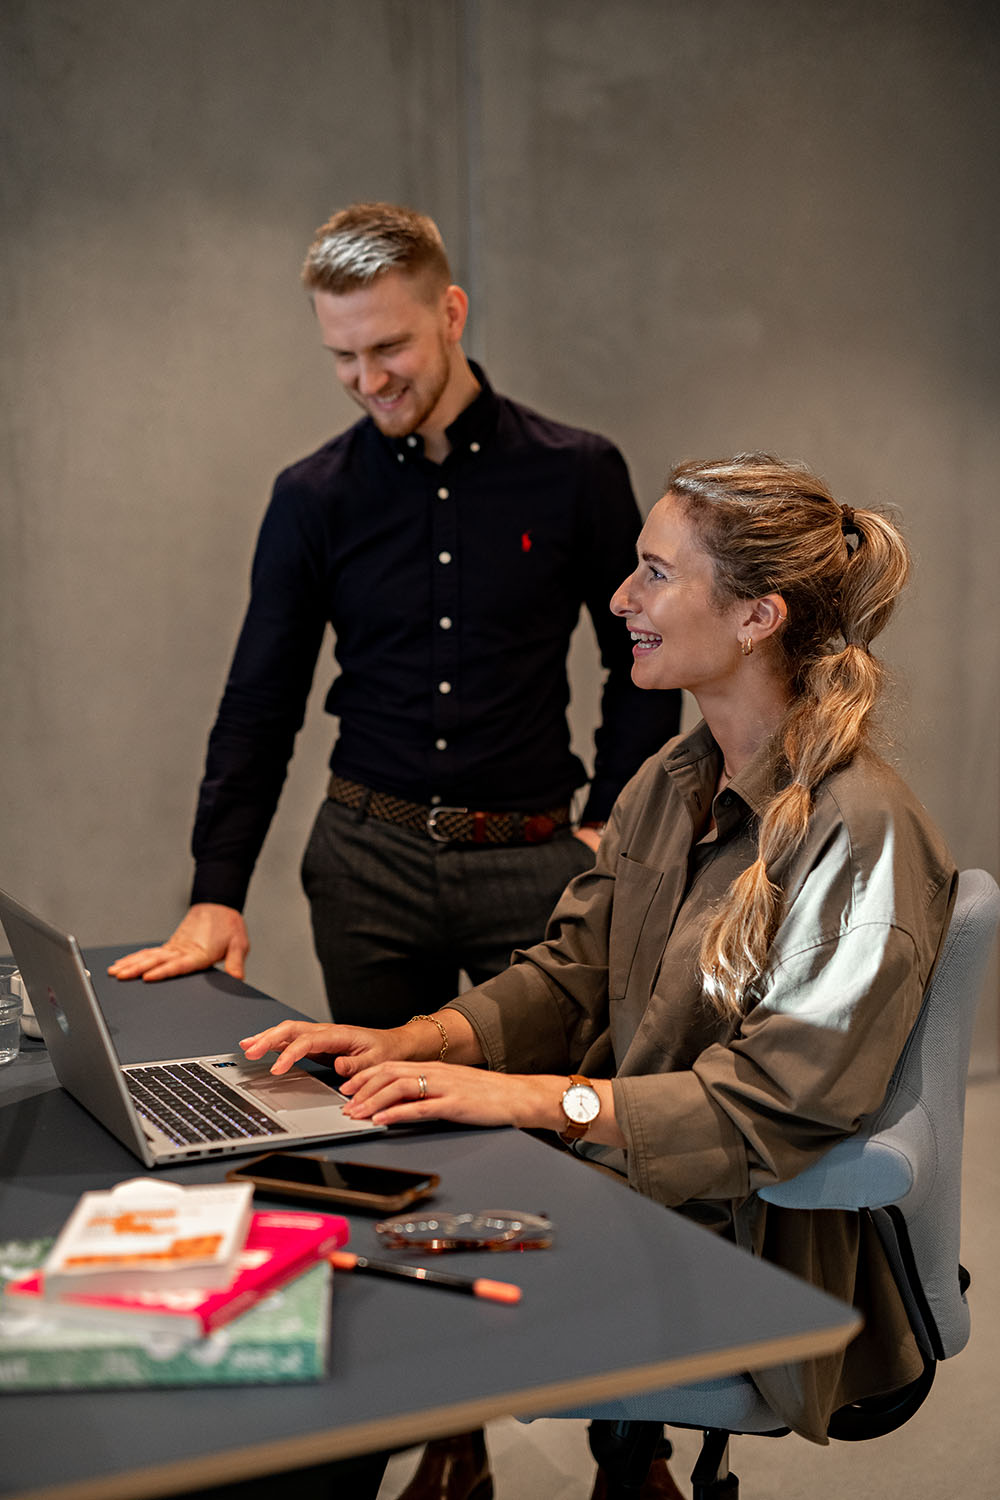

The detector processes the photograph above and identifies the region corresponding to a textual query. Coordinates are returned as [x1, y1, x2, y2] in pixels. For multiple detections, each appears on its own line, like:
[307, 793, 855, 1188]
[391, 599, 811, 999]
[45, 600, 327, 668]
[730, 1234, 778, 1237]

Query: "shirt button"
[439, 616, 452, 630]
[435, 738, 448, 751]
[438, 681, 452, 694]
[438, 550, 452, 565]
[431, 794, 442, 805]
[469, 441, 480, 453]
[407, 435, 418, 447]
[396, 453, 405, 463]
[437, 486, 449, 500]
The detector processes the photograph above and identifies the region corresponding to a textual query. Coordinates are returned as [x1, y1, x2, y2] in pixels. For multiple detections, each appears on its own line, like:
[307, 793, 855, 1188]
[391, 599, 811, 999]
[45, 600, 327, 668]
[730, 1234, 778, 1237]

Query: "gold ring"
[417, 1074, 428, 1100]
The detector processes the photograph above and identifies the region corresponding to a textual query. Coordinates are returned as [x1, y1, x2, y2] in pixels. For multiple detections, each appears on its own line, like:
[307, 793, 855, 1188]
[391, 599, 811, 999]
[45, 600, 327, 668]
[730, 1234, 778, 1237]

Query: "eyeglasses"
[374, 1209, 553, 1253]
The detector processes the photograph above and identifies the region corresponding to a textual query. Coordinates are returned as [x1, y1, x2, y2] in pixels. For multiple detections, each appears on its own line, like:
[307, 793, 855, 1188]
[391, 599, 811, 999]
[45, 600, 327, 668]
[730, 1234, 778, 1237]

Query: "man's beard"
[358, 343, 450, 440]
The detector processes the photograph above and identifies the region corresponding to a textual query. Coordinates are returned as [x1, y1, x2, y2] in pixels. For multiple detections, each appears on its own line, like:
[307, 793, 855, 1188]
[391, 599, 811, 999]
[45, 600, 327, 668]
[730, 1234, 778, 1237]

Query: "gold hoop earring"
[741, 636, 754, 656]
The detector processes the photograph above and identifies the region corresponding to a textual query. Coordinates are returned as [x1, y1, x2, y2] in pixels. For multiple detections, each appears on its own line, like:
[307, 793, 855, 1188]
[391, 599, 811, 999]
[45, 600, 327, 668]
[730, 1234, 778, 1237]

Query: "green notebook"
[0, 1238, 331, 1391]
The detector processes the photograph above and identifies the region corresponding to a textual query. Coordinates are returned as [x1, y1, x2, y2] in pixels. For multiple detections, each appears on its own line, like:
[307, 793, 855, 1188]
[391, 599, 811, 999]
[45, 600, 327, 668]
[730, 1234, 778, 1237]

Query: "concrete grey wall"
[0, 0, 471, 1021]
[2, 1, 997, 1068]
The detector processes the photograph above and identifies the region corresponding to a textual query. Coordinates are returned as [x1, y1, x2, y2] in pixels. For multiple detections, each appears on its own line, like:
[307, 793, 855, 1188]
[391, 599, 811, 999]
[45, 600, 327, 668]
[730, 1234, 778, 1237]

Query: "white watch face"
[563, 1082, 600, 1126]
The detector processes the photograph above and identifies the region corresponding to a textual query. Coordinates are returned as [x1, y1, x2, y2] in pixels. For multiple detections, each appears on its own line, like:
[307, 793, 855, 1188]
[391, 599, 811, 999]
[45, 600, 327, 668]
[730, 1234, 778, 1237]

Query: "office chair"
[586, 867, 1000, 1499]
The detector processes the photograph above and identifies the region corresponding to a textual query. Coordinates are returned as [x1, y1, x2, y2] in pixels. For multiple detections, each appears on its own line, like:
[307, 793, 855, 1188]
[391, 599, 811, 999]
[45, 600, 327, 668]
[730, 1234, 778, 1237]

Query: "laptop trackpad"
[207, 1057, 346, 1115]
[205, 1055, 380, 1133]
[241, 1068, 345, 1114]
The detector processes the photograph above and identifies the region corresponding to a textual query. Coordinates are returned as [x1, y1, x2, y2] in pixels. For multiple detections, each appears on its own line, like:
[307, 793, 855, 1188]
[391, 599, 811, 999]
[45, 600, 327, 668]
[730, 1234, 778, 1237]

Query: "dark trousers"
[301, 798, 595, 1027]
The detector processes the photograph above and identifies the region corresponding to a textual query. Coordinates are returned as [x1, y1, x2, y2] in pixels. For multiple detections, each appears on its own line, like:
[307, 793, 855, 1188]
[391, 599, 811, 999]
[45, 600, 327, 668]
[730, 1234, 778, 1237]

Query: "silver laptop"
[0, 887, 385, 1168]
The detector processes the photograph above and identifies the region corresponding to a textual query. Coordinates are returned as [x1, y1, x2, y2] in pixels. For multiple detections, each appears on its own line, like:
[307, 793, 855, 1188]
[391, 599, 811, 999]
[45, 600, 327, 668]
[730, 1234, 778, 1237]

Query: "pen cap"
[472, 1278, 522, 1305]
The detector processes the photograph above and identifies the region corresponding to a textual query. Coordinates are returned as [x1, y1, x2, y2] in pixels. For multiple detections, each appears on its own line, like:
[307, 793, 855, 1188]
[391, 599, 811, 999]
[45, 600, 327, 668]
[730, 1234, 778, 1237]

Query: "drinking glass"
[0, 963, 23, 1065]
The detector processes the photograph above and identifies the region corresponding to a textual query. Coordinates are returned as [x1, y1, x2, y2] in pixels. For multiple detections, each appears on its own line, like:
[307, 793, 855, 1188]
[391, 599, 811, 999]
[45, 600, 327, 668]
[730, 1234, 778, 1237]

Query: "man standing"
[110, 202, 679, 1029]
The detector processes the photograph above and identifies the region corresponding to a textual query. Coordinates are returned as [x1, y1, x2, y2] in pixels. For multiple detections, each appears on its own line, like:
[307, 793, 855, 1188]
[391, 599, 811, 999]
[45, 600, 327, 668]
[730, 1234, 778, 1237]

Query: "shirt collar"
[724, 732, 787, 817]
[661, 718, 787, 834]
[384, 359, 500, 462]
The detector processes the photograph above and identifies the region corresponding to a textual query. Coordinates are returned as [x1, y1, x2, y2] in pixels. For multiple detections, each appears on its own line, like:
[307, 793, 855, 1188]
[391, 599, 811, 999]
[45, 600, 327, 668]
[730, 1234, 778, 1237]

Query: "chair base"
[690, 1430, 740, 1499]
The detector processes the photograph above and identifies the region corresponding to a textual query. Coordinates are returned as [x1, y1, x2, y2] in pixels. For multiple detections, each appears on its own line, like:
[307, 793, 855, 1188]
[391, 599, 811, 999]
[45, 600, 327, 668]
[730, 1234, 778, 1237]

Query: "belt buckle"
[523, 813, 556, 844]
[426, 805, 469, 844]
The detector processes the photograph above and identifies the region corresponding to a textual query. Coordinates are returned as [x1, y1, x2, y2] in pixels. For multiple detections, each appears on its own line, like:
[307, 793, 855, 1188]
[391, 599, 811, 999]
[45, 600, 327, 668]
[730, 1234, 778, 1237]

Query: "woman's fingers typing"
[238, 1020, 418, 1076]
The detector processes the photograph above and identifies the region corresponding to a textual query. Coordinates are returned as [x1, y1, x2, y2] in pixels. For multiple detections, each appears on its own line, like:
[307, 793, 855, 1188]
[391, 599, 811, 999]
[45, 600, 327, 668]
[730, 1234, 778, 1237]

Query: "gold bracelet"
[407, 1013, 449, 1061]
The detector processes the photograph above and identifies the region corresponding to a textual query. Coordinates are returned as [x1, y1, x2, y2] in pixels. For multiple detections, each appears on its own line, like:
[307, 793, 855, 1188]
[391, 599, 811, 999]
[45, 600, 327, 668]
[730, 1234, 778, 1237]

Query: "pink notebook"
[5, 1210, 349, 1338]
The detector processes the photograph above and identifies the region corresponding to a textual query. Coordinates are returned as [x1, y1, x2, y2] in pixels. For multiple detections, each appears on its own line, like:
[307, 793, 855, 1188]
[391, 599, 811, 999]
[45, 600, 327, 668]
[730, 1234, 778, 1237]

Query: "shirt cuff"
[190, 862, 250, 913]
[612, 1072, 750, 1208]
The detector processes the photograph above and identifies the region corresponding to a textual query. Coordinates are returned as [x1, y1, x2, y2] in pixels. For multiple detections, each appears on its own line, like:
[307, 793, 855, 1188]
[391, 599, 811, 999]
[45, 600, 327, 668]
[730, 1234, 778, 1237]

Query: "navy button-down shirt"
[191, 365, 680, 909]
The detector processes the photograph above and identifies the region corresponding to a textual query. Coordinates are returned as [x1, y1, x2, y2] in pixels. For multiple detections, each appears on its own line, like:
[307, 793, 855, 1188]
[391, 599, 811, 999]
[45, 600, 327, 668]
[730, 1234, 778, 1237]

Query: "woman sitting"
[242, 452, 956, 1448]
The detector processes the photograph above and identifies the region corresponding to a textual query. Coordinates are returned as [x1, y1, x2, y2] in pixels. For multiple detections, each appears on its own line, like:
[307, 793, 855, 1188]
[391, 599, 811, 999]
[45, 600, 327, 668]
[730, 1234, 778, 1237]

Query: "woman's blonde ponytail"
[665, 457, 911, 1021]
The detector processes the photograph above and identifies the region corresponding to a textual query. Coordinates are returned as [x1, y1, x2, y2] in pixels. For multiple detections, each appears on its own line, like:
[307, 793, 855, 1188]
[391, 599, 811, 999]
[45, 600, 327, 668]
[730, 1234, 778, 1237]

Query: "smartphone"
[226, 1152, 440, 1213]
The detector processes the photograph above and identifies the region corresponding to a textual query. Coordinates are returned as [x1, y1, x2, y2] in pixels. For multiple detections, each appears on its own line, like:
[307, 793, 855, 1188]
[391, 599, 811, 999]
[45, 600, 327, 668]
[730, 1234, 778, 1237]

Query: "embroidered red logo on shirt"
[521, 530, 532, 553]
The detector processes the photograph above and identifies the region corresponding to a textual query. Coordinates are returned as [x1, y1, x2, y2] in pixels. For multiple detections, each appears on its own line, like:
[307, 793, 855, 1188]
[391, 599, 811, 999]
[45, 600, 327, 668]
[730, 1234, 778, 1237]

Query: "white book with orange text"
[42, 1179, 254, 1297]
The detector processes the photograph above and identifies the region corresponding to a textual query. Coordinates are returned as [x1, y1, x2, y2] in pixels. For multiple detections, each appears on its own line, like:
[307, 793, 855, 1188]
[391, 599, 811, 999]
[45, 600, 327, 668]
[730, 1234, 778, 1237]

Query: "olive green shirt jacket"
[448, 719, 957, 1441]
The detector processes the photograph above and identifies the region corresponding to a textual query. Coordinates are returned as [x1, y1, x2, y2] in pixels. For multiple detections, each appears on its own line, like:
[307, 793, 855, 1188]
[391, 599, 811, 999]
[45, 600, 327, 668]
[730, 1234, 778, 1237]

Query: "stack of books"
[0, 1178, 349, 1391]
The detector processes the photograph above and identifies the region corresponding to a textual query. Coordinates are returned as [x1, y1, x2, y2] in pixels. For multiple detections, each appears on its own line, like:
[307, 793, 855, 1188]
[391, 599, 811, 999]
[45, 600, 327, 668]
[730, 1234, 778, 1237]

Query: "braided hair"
[668, 454, 911, 1020]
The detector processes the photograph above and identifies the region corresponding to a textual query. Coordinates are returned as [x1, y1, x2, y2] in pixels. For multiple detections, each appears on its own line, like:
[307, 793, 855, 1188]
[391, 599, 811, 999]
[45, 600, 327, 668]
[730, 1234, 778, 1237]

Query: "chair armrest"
[758, 1105, 935, 1211]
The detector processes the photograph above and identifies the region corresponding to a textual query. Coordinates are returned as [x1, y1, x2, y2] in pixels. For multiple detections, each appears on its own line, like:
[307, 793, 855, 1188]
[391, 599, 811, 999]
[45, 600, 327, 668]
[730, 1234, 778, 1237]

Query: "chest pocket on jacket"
[608, 854, 663, 1002]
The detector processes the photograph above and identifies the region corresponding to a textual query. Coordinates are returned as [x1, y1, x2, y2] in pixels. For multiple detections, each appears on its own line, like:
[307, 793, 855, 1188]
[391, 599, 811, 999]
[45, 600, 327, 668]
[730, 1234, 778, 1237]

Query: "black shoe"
[393, 1430, 493, 1500]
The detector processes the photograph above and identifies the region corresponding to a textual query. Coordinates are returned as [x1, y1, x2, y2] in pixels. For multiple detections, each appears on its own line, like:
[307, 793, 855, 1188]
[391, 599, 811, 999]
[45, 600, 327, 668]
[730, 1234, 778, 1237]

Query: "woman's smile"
[629, 629, 662, 654]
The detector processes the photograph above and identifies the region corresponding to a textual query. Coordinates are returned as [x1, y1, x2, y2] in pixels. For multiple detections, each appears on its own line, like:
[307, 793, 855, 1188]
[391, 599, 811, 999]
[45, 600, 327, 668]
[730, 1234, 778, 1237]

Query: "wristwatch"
[559, 1074, 601, 1144]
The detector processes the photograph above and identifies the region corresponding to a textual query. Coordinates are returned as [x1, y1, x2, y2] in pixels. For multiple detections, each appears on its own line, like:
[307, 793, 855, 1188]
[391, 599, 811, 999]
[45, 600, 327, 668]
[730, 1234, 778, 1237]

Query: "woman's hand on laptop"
[239, 1009, 484, 1079]
[239, 1021, 402, 1077]
[339, 1060, 625, 1143]
[107, 904, 250, 982]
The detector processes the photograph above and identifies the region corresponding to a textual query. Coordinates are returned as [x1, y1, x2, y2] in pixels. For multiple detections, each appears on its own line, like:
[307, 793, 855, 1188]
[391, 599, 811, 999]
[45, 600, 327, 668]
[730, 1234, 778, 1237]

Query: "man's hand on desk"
[107, 903, 250, 982]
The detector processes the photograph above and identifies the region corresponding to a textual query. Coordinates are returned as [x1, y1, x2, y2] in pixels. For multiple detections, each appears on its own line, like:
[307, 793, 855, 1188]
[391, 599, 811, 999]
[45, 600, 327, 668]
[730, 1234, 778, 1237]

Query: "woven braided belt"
[327, 774, 571, 846]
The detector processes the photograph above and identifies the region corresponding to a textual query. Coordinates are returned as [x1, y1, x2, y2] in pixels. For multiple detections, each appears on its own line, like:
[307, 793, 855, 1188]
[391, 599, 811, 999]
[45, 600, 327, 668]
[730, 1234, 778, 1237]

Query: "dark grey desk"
[0, 950, 860, 1500]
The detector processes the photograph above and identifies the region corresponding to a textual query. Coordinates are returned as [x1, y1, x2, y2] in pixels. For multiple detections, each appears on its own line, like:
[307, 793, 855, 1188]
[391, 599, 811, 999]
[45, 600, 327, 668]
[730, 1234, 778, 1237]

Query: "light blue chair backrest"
[568, 868, 1000, 1445]
[759, 866, 1000, 1363]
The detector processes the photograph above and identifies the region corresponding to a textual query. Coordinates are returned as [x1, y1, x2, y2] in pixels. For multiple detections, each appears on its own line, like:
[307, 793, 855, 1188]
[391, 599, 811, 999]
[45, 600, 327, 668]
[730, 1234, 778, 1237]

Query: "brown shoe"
[590, 1454, 687, 1500]
[393, 1430, 493, 1500]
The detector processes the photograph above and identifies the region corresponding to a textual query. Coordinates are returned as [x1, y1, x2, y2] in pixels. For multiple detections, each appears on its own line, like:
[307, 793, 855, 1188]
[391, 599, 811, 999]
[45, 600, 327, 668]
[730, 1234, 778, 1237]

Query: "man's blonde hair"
[301, 202, 452, 299]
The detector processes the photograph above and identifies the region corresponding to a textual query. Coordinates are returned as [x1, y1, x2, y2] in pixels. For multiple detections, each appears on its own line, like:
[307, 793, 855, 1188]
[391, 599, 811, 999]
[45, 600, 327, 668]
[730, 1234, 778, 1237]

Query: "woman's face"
[611, 493, 748, 698]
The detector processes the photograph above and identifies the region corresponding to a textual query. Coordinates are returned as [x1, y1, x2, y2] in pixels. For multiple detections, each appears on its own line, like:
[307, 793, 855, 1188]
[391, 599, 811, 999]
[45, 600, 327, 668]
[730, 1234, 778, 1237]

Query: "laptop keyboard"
[124, 1061, 285, 1146]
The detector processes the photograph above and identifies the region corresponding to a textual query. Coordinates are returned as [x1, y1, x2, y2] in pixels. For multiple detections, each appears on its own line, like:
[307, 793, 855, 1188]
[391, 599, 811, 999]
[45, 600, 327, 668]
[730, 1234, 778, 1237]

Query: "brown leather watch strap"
[559, 1074, 600, 1144]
